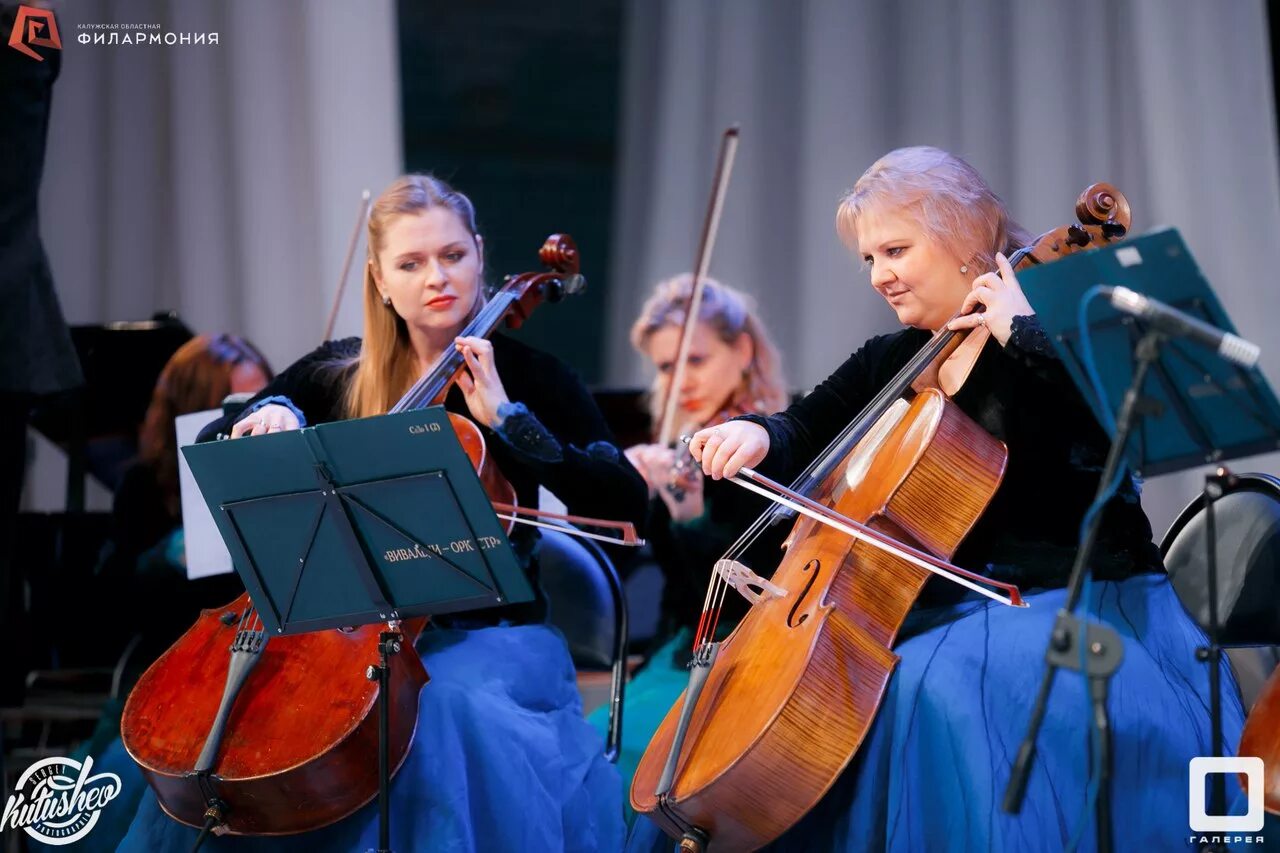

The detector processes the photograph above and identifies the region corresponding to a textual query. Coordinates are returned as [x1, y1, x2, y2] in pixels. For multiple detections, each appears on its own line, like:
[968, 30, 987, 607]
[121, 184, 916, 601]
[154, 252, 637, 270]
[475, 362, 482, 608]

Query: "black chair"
[1161, 472, 1280, 706]
[1162, 473, 1280, 646]
[538, 528, 628, 762]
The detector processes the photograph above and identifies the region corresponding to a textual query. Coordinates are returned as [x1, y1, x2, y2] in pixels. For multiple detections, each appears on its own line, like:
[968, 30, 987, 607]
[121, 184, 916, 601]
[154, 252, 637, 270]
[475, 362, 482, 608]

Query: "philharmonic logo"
[1, 756, 122, 845]
[8, 5, 62, 61]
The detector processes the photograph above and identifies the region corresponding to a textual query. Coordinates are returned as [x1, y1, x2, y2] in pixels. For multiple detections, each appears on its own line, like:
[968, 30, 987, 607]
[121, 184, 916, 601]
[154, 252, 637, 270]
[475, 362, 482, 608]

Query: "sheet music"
[176, 409, 234, 579]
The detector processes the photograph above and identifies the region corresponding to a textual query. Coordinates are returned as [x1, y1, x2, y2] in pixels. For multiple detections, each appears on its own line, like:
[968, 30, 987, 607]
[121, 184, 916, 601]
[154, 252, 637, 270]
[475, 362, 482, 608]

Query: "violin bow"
[491, 502, 644, 547]
[726, 465, 1025, 607]
[322, 189, 373, 341]
[654, 127, 741, 446]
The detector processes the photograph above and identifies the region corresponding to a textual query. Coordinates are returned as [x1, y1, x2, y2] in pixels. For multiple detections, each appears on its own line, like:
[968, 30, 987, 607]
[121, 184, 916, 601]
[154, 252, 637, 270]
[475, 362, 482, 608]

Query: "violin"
[664, 398, 755, 500]
[120, 235, 630, 837]
[631, 185, 1132, 851]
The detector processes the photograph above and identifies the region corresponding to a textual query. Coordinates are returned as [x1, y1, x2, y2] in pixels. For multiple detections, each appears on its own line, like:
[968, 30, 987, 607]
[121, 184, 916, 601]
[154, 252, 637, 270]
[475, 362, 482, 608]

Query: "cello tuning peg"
[1064, 224, 1092, 248]
[1100, 220, 1127, 240]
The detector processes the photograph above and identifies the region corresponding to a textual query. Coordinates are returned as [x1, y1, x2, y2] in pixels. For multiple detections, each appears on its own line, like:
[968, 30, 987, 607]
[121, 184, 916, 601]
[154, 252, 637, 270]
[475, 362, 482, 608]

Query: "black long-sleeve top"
[738, 316, 1162, 607]
[646, 474, 784, 639]
[198, 333, 649, 624]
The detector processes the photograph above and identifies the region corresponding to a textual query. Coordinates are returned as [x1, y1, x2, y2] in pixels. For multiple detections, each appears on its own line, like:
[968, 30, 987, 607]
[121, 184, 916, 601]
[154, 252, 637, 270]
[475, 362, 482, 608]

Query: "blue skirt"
[118, 624, 624, 853]
[627, 575, 1249, 852]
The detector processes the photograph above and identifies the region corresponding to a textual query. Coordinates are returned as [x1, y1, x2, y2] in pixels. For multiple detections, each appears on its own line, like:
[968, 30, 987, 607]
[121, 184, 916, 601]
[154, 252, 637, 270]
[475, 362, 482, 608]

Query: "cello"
[631, 185, 1133, 850]
[121, 235, 637, 837]
[1239, 662, 1280, 815]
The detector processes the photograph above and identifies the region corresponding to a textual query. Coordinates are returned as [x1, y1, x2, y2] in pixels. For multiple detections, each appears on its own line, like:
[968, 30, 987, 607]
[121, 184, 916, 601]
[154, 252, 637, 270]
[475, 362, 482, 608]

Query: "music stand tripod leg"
[367, 625, 403, 853]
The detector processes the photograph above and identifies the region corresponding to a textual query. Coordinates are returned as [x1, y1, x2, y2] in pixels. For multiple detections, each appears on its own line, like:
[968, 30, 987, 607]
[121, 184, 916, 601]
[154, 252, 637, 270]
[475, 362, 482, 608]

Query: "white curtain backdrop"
[605, 0, 1280, 534]
[39, 0, 402, 369]
[23, 0, 401, 511]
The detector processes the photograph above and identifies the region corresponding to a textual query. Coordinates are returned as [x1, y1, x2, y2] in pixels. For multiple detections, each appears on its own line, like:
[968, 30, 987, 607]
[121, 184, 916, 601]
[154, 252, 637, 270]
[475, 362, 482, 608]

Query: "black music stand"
[1001, 228, 1280, 853]
[30, 314, 193, 507]
[182, 406, 532, 853]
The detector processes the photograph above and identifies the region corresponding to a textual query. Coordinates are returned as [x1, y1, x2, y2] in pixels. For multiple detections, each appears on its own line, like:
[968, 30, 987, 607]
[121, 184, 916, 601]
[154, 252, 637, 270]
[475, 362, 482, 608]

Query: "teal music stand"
[1018, 227, 1280, 475]
[181, 406, 531, 853]
[182, 406, 532, 635]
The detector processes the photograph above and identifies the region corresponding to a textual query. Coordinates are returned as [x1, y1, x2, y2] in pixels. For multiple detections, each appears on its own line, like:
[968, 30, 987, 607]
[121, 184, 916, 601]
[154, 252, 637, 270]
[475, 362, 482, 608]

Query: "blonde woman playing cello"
[628, 147, 1245, 851]
[119, 175, 647, 853]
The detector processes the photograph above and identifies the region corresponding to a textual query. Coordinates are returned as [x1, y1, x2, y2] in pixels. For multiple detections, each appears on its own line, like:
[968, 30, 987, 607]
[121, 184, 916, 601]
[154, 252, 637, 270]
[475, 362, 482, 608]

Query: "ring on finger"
[977, 312, 986, 327]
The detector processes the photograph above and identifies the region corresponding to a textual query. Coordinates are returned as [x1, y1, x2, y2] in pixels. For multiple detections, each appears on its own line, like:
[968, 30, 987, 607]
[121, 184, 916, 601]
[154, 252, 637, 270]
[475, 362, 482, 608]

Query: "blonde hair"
[630, 275, 787, 431]
[346, 175, 483, 419]
[836, 146, 1034, 275]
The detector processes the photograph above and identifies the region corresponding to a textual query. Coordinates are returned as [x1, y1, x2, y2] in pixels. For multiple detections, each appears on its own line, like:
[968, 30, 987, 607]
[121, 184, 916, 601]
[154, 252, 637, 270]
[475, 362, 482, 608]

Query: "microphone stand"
[1196, 466, 1234, 853]
[1002, 329, 1168, 853]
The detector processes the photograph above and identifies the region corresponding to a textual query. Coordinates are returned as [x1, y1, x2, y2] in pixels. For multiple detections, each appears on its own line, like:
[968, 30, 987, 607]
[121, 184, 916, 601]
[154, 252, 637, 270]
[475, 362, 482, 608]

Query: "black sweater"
[646, 472, 784, 639]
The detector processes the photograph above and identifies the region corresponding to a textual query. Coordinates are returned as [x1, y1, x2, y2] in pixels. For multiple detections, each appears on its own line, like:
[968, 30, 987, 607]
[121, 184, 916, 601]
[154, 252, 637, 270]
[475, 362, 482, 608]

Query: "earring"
[959, 264, 969, 274]
[382, 294, 391, 306]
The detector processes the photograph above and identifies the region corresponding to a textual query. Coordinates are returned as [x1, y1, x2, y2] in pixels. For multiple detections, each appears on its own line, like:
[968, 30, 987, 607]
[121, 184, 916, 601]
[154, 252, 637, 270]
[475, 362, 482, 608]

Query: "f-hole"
[786, 559, 821, 628]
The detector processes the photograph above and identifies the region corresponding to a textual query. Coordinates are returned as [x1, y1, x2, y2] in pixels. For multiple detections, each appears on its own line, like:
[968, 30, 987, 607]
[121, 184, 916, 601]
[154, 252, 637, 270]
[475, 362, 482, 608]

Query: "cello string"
[391, 292, 513, 413]
[688, 328, 952, 636]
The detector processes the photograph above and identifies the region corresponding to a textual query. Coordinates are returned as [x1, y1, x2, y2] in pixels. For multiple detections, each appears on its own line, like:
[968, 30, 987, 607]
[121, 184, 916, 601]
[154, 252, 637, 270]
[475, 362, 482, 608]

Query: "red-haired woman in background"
[100, 334, 272, 646]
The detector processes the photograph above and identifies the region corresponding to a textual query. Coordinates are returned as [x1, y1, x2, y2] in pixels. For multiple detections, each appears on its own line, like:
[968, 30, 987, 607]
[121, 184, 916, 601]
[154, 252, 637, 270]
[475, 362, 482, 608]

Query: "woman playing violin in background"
[590, 275, 788, 813]
[628, 147, 1245, 851]
[118, 174, 647, 853]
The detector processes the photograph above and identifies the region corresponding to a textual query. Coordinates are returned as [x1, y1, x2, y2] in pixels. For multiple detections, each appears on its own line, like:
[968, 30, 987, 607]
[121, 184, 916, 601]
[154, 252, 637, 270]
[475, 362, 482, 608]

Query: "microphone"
[1102, 286, 1261, 368]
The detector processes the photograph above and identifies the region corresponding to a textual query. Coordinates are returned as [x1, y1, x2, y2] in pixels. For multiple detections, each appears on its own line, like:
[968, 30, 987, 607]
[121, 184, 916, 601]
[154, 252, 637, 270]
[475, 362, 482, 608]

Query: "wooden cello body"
[121, 236, 583, 835]
[631, 187, 1133, 850]
[1239, 663, 1280, 815]
[633, 390, 1006, 848]
[123, 599, 429, 833]
[121, 414, 499, 834]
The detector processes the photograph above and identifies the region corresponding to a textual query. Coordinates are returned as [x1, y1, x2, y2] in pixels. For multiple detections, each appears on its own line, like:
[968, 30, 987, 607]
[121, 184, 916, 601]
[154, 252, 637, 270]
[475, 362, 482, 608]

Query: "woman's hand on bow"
[946, 251, 1034, 346]
[626, 443, 705, 521]
[689, 420, 770, 480]
[230, 403, 301, 438]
